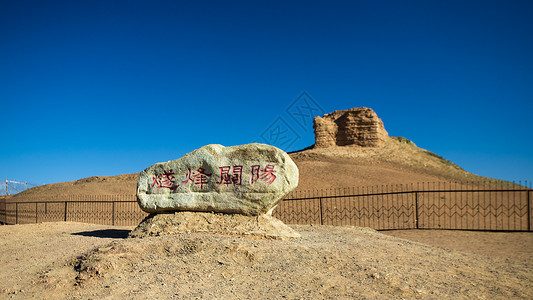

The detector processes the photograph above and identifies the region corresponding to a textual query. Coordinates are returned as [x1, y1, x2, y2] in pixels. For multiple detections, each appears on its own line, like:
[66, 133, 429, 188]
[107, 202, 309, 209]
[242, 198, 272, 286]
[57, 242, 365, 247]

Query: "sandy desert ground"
[0, 221, 531, 299]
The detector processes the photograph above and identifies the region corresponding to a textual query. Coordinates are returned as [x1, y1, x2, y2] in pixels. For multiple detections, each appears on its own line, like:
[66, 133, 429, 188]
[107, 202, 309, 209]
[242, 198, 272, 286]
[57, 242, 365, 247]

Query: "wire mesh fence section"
[273, 191, 418, 230]
[274, 198, 322, 225]
[275, 182, 532, 231]
[416, 190, 530, 231]
[113, 201, 148, 226]
[67, 202, 114, 225]
[38, 202, 67, 223]
[0, 195, 149, 227]
[0, 182, 531, 231]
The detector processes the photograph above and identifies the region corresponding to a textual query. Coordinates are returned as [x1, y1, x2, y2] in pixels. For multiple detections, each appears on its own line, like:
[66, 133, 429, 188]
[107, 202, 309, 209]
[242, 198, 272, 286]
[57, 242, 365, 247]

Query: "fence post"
[64, 201, 68, 222]
[35, 202, 38, 223]
[527, 189, 533, 231]
[415, 192, 419, 229]
[319, 198, 323, 225]
[112, 201, 115, 226]
[15, 202, 18, 224]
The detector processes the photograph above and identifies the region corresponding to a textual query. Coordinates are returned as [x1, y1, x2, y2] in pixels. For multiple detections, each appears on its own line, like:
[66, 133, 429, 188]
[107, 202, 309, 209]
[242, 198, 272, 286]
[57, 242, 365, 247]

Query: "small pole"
[5, 179, 8, 196]
[415, 191, 419, 229]
[15, 202, 18, 224]
[526, 185, 533, 231]
[64, 201, 68, 222]
[319, 197, 323, 225]
[35, 202, 38, 223]
[112, 201, 115, 226]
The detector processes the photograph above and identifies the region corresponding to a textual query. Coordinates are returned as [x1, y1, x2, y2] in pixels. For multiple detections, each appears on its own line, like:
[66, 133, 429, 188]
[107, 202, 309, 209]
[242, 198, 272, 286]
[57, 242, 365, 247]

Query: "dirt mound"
[129, 211, 301, 239]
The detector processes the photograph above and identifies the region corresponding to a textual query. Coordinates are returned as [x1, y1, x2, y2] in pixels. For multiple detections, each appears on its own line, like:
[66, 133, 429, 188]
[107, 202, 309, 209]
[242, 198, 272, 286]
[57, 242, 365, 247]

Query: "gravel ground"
[0, 222, 532, 299]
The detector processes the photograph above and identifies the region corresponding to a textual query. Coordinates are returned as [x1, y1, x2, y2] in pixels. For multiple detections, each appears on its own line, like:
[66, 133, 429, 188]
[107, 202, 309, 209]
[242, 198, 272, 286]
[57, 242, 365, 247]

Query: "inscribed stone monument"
[136, 143, 299, 216]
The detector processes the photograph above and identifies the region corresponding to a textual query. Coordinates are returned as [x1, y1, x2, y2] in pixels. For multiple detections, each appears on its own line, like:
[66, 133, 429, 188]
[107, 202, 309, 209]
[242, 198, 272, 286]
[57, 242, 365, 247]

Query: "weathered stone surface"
[313, 107, 388, 148]
[129, 211, 301, 239]
[136, 143, 299, 216]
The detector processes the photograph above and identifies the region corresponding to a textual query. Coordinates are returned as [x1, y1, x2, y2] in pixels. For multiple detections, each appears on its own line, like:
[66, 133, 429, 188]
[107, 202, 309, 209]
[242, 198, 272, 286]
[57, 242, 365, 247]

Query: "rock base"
[129, 211, 301, 240]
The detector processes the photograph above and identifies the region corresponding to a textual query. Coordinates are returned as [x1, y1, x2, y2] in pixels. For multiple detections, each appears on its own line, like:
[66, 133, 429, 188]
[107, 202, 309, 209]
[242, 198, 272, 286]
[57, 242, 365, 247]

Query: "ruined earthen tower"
[313, 107, 388, 148]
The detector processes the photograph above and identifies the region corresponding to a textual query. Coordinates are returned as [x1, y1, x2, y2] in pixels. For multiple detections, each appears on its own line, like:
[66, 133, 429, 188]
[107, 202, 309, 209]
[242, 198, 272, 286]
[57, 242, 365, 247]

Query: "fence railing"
[0, 195, 146, 226]
[273, 182, 532, 231]
[0, 182, 531, 231]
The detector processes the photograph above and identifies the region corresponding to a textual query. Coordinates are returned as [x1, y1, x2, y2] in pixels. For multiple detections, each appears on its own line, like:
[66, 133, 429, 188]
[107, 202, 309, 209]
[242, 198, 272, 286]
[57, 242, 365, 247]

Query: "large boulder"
[136, 143, 299, 216]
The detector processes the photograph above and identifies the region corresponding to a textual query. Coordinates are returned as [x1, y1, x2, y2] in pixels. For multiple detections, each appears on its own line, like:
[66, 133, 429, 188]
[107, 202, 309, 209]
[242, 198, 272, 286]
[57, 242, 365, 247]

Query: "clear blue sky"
[1, 0, 532, 188]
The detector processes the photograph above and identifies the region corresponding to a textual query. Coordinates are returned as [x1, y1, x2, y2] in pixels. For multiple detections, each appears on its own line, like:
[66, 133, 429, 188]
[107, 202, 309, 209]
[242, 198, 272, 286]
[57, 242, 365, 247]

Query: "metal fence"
[273, 182, 532, 231]
[0, 195, 147, 226]
[1, 182, 531, 231]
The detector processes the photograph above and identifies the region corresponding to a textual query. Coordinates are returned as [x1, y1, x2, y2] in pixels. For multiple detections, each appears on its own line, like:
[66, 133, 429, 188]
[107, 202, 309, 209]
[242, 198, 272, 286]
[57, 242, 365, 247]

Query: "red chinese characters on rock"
[216, 165, 243, 186]
[151, 164, 277, 191]
[151, 169, 178, 191]
[181, 167, 212, 190]
[250, 164, 277, 185]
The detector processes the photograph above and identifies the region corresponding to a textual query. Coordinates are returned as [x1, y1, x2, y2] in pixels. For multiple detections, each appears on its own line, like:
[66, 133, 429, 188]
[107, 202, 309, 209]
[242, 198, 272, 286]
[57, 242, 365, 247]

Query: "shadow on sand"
[72, 229, 131, 239]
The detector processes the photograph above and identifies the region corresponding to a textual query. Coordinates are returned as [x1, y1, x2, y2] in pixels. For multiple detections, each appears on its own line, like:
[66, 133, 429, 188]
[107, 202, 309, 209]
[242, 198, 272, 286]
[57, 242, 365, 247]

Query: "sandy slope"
[290, 137, 495, 191]
[0, 222, 531, 299]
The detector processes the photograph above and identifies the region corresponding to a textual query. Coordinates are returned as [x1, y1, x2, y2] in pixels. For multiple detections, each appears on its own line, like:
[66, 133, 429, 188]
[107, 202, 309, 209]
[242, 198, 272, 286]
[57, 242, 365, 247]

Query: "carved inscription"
[150, 164, 278, 191]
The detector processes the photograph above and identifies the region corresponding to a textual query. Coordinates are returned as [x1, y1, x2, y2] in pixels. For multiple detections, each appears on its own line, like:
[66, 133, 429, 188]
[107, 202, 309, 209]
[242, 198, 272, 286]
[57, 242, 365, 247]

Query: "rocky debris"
[390, 136, 416, 147]
[313, 107, 388, 148]
[136, 143, 299, 216]
[129, 211, 301, 239]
